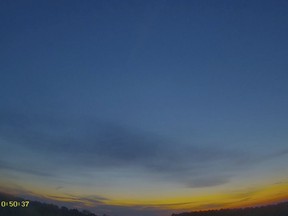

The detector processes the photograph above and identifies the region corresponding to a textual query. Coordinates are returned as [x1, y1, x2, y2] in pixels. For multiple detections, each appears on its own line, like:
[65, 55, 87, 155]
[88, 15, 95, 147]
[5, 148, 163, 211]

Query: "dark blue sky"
[1, 1, 288, 216]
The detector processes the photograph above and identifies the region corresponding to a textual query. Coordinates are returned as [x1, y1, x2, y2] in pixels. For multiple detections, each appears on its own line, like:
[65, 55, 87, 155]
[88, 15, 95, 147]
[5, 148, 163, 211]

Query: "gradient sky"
[1, 1, 288, 216]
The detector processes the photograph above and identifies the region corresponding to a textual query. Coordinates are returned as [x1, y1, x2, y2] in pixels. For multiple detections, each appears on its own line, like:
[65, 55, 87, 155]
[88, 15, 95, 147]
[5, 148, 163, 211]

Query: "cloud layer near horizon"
[0, 111, 239, 187]
[1, 111, 287, 190]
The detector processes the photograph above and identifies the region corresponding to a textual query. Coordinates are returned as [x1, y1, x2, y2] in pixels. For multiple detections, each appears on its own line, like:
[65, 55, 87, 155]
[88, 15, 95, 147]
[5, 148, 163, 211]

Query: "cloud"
[230, 147, 288, 168]
[0, 160, 53, 177]
[0, 187, 173, 216]
[186, 176, 230, 188]
[0, 110, 248, 187]
[228, 190, 258, 200]
[55, 186, 64, 190]
[0, 183, 45, 202]
[0, 184, 109, 210]
[43, 194, 109, 207]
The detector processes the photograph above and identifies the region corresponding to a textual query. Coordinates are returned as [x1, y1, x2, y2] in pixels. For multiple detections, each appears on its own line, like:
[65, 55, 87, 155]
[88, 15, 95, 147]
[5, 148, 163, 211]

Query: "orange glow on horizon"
[1, 180, 288, 212]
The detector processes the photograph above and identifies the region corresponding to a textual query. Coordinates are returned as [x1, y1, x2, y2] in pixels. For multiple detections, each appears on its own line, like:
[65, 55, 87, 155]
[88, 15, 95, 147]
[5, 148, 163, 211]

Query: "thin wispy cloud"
[0, 111, 246, 188]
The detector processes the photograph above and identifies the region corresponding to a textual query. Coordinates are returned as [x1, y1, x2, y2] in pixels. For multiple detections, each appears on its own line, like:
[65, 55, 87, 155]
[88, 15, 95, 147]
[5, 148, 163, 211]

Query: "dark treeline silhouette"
[0, 192, 102, 216]
[172, 202, 288, 216]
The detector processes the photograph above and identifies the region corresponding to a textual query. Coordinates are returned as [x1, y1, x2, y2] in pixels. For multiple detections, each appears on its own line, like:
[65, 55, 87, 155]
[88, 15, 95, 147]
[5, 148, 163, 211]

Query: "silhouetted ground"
[0, 192, 98, 216]
[172, 202, 288, 216]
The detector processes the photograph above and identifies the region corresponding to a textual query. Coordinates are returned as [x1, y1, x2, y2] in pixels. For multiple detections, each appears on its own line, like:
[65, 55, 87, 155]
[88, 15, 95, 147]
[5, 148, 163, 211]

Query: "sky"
[0, 0, 288, 216]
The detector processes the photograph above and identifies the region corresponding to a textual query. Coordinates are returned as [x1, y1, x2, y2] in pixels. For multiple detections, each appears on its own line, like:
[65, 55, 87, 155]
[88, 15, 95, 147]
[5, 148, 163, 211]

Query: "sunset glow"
[1, 1, 288, 216]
